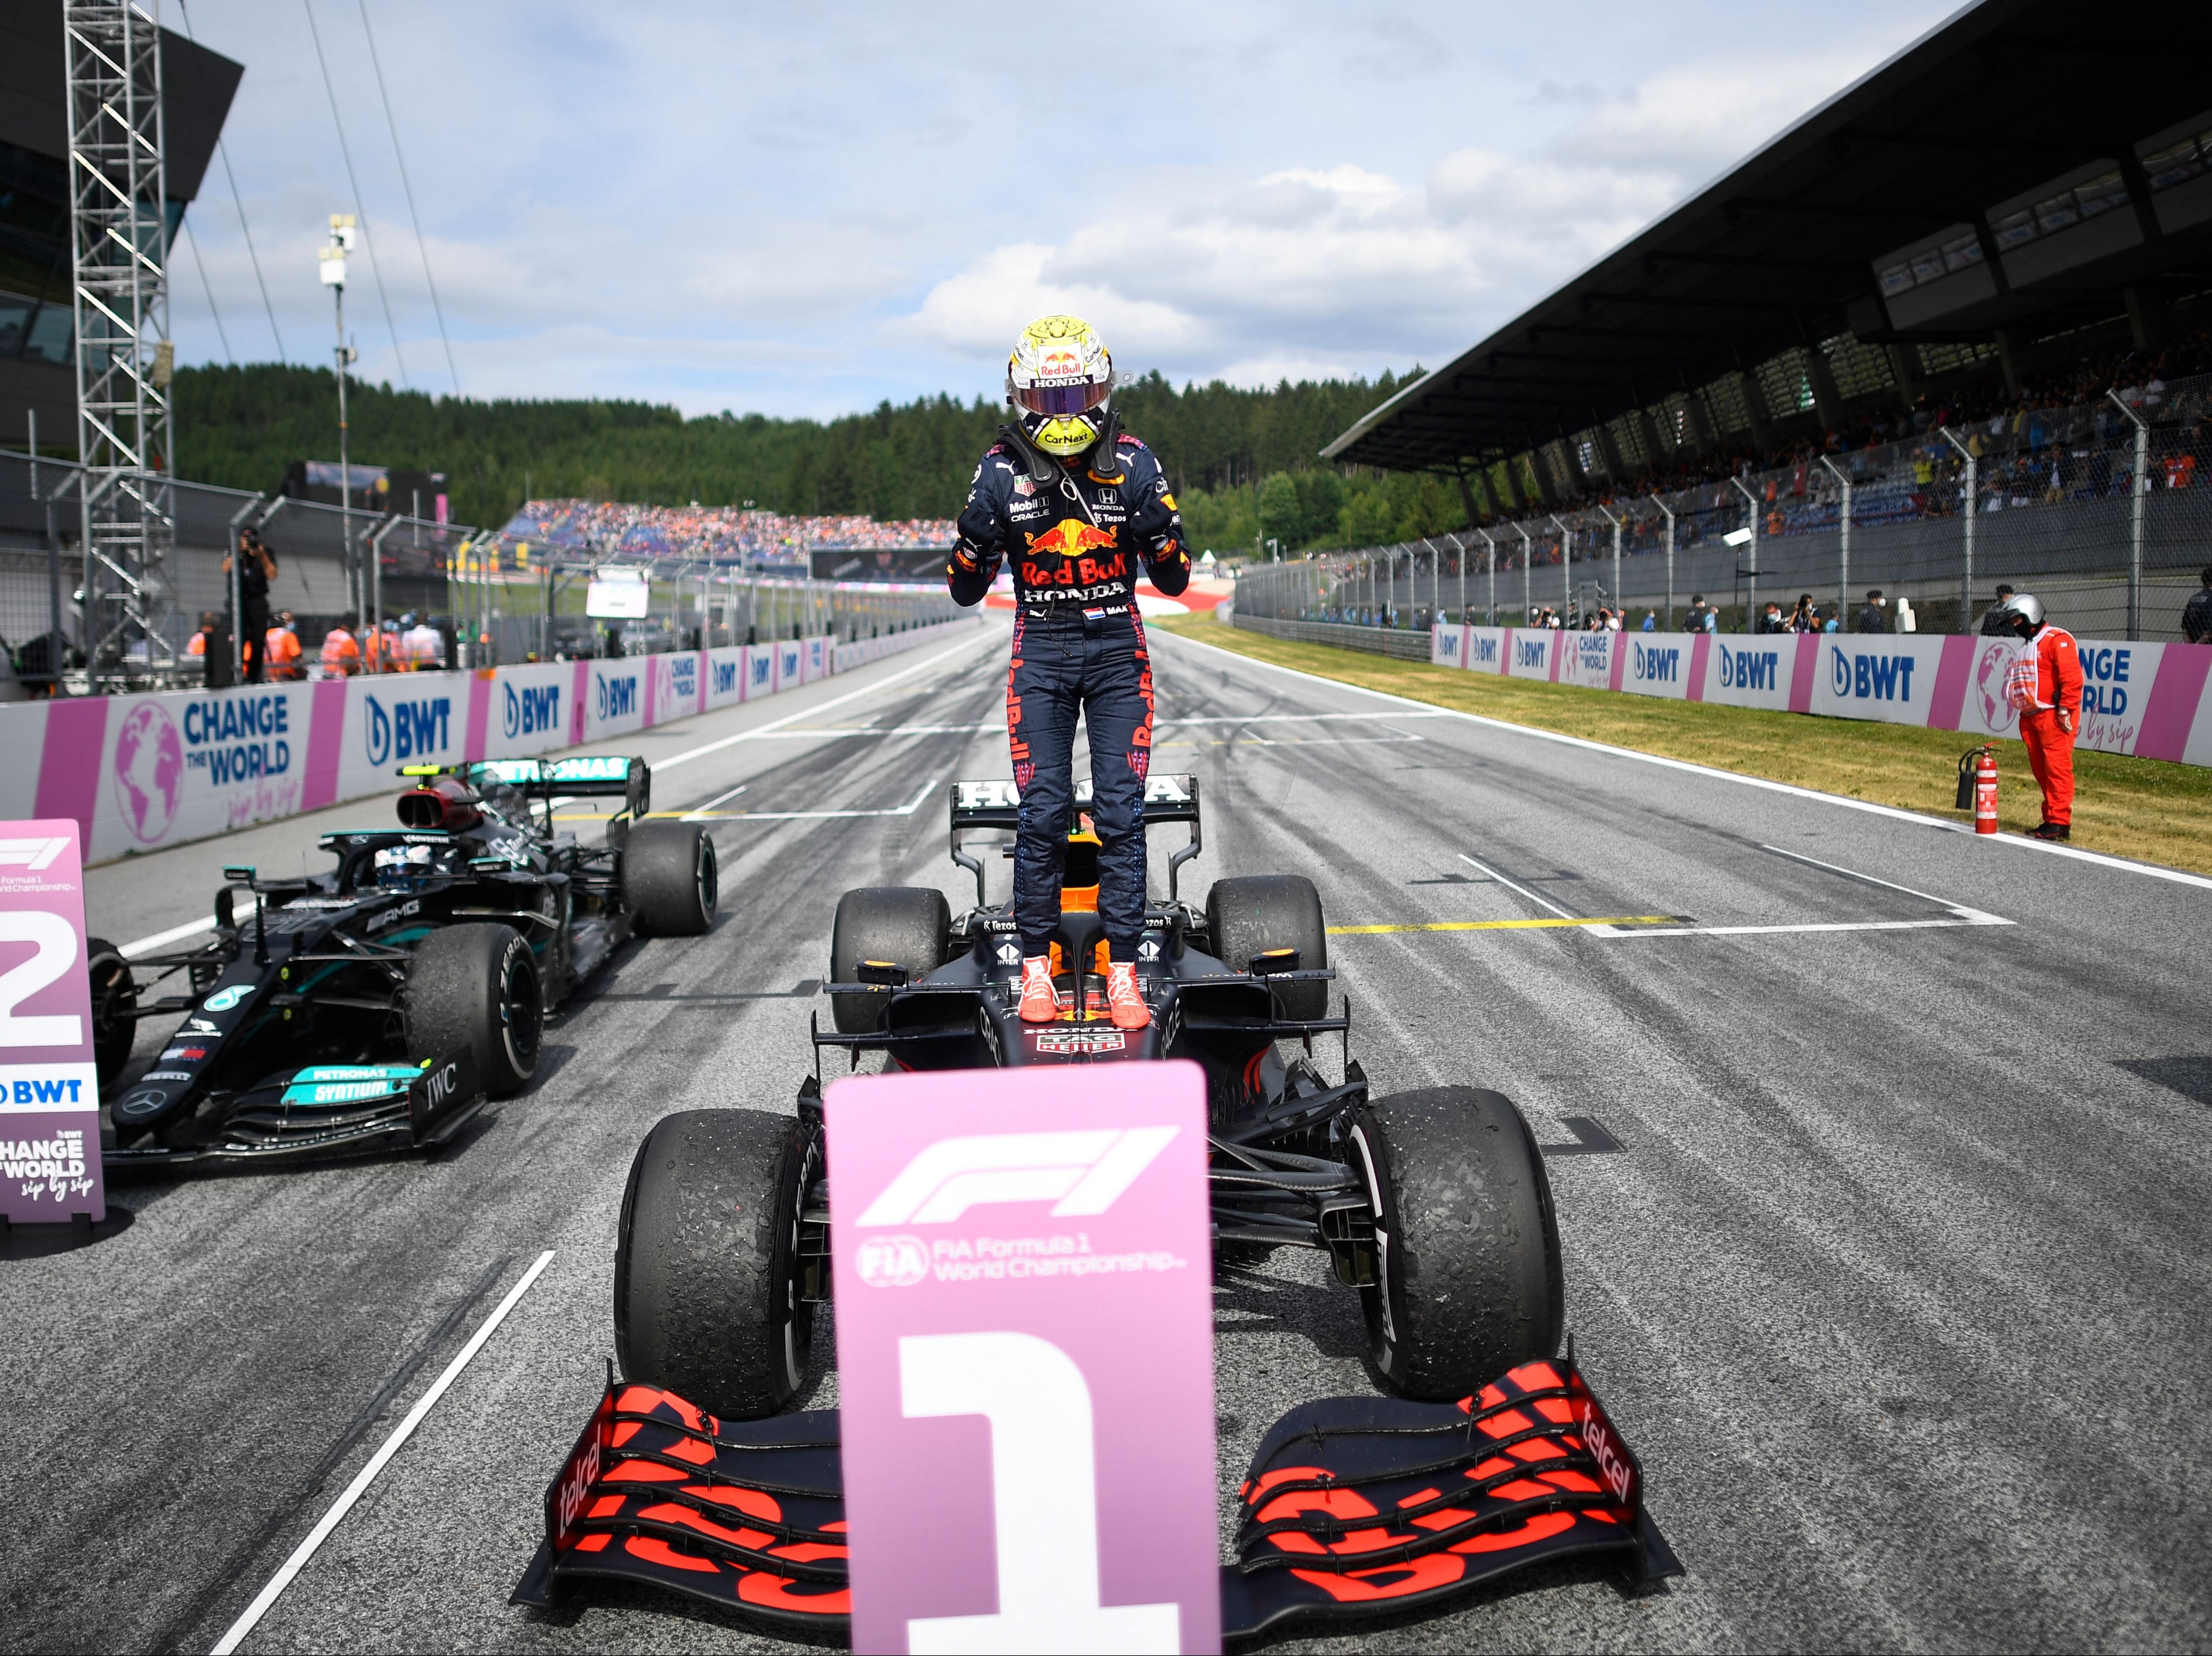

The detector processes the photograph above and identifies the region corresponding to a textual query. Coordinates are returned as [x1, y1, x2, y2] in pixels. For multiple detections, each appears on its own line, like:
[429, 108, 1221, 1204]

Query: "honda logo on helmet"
[855, 1127, 1178, 1227]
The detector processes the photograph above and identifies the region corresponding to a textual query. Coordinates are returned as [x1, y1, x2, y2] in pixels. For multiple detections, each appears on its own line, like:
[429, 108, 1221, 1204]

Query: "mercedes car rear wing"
[949, 773, 1203, 904]
[404, 756, 652, 831]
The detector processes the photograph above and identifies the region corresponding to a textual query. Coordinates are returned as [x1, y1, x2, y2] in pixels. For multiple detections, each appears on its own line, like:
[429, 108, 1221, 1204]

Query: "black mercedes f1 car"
[88, 755, 718, 1168]
[512, 774, 1678, 1639]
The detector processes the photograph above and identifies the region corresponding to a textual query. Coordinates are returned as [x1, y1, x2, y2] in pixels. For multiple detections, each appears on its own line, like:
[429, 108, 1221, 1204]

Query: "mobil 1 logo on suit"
[0, 824, 104, 1224]
[828, 1062, 1217, 1654]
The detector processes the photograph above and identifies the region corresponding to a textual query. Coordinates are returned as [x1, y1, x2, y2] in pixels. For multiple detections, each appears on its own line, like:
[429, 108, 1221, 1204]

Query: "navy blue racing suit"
[947, 433, 1192, 961]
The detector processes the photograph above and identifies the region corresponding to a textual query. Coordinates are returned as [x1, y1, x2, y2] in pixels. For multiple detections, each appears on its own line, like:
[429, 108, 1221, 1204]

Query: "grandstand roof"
[1325, 0, 2212, 473]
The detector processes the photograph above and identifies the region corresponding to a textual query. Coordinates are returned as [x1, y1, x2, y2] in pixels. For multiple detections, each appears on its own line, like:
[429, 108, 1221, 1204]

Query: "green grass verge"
[1153, 611, 2212, 879]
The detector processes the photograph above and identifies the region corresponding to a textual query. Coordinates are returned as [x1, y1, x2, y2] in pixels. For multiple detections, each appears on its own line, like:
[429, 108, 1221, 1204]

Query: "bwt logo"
[749, 654, 772, 687]
[1514, 637, 1548, 668]
[1717, 645, 1778, 692]
[363, 695, 451, 766]
[503, 682, 561, 739]
[595, 674, 638, 722]
[1632, 643, 1679, 682]
[1468, 636, 1499, 665]
[856, 1126, 1178, 1227]
[2081, 645, 2135, 716]
[712, 658, 739, 695]
[1830, 648, 1916, 702]
[1436, 632, 1460, 661]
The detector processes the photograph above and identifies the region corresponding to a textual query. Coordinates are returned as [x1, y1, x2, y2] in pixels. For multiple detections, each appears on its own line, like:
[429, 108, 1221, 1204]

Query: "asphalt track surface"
[7, 617, 2211, 1654]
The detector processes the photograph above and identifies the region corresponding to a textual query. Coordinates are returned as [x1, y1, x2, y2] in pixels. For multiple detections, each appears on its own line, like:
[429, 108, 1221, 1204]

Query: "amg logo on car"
[366, 898, 422, 933]
[856, 1126, 1178, 1226]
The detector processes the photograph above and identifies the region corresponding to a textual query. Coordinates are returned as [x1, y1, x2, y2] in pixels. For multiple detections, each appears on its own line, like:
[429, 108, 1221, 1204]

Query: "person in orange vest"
[265, 612, 304, 679]
[320, 616, 362, 676]
[2000, 594, 2083, 841]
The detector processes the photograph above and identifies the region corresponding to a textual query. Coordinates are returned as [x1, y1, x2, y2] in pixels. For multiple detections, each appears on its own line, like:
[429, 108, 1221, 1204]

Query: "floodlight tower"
[320, 215, 361, 633]
[64, 0, 177, 686]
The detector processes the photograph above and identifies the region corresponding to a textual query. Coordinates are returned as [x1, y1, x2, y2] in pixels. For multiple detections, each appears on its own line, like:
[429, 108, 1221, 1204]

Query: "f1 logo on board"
[855, 1127, 1179, 1227]
[0, 839, 69, 872]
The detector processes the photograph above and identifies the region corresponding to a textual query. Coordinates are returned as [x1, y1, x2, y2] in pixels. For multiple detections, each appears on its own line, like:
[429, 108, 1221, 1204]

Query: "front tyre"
[622, 820, 719, 936]
[1346, 1086, 1564, 1400]
[86, 936, 136, 1090]
[1206, 874, 1328, 1019]
[405, 923, 543, 1097]
[829, 886, 950, 1033]
[614, 1109, 815, 1420]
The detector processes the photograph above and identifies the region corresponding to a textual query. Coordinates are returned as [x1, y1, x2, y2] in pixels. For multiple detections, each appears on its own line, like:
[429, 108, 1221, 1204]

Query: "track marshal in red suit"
[944, 315, 1193, 1030]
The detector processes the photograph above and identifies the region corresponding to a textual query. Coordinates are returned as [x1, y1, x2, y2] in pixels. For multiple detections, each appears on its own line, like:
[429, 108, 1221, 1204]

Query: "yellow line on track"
[1328, 916, 1676, 934]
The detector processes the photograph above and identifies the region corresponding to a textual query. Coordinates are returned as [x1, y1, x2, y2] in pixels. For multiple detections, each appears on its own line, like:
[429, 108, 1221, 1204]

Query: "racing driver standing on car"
[946, 315, 1192, 1030]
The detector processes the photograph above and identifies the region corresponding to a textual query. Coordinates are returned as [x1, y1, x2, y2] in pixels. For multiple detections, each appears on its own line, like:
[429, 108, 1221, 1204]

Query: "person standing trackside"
[222, 527, 277, 682]
[2001, 594, 2082, 841]
[2183, 567, 2212, 644]
[1979, 584, 2017, 636]
[1855, 589, 1888, 633]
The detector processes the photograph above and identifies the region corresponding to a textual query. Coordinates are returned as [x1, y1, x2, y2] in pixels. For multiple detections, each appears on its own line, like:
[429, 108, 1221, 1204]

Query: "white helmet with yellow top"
[1006, 314, 1115, 458]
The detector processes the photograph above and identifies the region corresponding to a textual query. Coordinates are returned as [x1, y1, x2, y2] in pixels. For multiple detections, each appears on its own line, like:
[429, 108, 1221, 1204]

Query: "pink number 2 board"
[826, 1058, 1219, 1655]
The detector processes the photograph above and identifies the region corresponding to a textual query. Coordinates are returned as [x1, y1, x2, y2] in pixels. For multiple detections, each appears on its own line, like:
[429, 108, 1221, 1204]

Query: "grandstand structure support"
[1818, 457, 1852, 623]
[2107, 390, 2149, 641]
[1447, 534, 1466, 623]
[1516, 525, 1533, 621]
[1597, 505, 1624, 618]
[1477, 527, 1496, 626]
[1941, 429, 1977, 636]
[1730, 478, 1761, 625]
[65, 0, 178, 687]
[1650, 495, 1676, 631]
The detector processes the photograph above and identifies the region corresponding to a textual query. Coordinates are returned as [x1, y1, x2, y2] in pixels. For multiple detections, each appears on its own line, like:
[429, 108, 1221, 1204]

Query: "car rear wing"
[402, 756, 651, 826]
[948, 774, 1202, 905]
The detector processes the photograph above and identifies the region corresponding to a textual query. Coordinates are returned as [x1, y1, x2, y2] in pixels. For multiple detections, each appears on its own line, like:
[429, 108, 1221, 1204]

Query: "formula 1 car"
[510, 774, 1677, 1638]
[87, 755, 718, 1168]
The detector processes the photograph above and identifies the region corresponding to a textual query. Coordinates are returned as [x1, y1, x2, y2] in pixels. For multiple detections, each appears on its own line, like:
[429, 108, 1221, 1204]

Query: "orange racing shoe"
[1106, 961, 1150, 1030]
[1018, 956, 1057, 1023]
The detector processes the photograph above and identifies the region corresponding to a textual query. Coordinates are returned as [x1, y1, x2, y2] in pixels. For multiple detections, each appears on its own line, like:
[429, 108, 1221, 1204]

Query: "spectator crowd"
[498, 501, 956, 568]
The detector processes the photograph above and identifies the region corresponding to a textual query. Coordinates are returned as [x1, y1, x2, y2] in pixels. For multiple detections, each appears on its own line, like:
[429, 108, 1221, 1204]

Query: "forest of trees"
[170, 362, 1474, 555]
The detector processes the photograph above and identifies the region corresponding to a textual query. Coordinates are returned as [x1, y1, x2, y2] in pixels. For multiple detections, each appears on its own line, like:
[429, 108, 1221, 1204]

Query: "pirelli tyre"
[405, 922, 542, 1098]
[87, 936, 136, 1090]
[1206, 874, 1329, 1019]
[622, 820, 719, 936]
[615, 1108, 816, 1421]
[1345, 1086, 1565, 1400]
[829, 886, 950, 1034]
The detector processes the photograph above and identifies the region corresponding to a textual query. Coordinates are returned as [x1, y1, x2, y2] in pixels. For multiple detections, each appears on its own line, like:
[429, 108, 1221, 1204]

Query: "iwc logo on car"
[855, 1232, 930, 1289]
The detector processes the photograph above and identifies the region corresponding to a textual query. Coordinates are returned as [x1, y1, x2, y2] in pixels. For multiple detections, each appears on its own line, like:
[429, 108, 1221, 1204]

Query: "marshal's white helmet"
[1006, 315, 1114, 458]
[2002, 593, 2046, 634]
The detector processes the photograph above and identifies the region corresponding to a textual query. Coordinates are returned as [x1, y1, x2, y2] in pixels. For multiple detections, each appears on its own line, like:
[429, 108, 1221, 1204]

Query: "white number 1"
[900, 1331, 1179, 1656]
[0, 912, 82, 1048]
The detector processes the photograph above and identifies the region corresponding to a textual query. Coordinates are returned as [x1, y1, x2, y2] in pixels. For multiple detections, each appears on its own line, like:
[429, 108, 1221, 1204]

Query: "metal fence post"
[2106, 389, 2150, 641]
[1446, 533, 1465, 623]
[1651, 495, 1674, 629]
[1549, 515, 1569, 619]
[1596, 504, 1623, 619]
[1941, 427, 1976, 634]
[1731, 477, 1759, 630]
[1478, 527, 1495, 624]
[1818, 456, 1851, 627]
[1516, 524, 1532, 621]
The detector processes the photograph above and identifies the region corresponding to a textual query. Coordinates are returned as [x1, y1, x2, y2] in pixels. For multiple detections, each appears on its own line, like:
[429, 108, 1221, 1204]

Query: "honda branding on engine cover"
[826, 1061, 1217, 1653]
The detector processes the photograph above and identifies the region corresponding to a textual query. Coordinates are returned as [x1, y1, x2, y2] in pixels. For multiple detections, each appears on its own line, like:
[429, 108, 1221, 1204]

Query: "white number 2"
[900, 1332, 1179, 1656]
[0, 912, 83, 1048]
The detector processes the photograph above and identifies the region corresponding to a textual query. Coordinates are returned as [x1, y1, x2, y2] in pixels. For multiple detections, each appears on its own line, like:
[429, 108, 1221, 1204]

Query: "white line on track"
[1456, 852, 1580, 920]
[1586, 842, 2013, 936]
[209, 1250, 556, 1656]
[680, 782, 748, 821]
[1159, 627, 2212, 892]
[120, 915, 217, 957]
[685, 779, 938, 822]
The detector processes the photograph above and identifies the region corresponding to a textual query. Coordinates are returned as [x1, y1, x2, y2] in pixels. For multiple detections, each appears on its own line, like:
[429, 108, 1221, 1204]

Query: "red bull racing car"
[513, 774, 1677, 1638]
[88, 755, 717, 1168]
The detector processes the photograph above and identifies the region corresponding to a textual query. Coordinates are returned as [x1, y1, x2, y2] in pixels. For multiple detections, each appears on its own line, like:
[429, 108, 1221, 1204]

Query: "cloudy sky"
[168, 0, 1961, 419]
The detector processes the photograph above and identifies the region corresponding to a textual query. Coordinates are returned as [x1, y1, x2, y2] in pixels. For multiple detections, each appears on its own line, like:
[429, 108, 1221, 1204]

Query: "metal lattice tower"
[65, 0, 177, 685]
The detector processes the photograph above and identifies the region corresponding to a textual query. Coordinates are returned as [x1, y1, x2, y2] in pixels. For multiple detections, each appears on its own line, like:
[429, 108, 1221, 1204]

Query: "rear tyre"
[829, 886, 950, 1033]
[86, 936, 135, 1090]
[1206, 874, 1328, 1019]
[406, 923, 542, 1097]
[614, 1108, 815, 1420]
[1345, 1086, 1564, 1400]
[623, 820, 719, 936]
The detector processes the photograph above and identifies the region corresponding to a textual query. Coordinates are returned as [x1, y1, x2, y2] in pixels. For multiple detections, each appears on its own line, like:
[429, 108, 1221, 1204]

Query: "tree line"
[171, 362, 1471, 553]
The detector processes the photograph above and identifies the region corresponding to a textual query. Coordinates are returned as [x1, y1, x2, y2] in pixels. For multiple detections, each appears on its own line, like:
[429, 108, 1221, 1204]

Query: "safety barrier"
[5, 614, 984, 864]
[1427, 622, 2212, 767]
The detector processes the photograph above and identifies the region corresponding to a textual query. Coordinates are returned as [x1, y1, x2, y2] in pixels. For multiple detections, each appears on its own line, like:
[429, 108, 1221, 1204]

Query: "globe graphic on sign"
[112, 701, 184, 842]
[1974, 643, 2018, 734]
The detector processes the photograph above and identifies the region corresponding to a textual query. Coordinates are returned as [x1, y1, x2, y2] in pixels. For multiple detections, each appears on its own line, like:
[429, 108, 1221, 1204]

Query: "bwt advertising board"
[827, 1062, 1217, 1655]
[0, 822, 102, 1224]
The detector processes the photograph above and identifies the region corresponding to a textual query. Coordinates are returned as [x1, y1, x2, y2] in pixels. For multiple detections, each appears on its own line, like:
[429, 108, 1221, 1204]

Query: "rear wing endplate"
[948, 774, 1201, 905]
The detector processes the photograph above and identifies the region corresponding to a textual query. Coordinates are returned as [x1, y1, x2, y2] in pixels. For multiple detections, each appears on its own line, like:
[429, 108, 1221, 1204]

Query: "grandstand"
[1311, 0, 2212, 642]
[498, 500, 955, 573]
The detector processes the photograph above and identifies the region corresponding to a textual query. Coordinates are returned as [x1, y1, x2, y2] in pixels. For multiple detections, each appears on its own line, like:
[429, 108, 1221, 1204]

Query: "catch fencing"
[0, 447, 965, 693]
[1235, 371, 2212, 643]
[2, 612, 986, 865]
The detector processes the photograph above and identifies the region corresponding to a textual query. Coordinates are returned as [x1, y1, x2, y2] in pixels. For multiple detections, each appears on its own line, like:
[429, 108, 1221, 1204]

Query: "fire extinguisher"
[1956, 744, 1998, 833]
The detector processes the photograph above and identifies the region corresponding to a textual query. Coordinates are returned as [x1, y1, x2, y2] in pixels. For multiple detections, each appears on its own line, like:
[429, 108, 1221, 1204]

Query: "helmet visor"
[1011, 378, 1111, 417]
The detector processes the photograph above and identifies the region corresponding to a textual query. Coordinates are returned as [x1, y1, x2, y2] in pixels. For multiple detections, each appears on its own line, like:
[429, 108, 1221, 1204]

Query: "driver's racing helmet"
[374, 843, 437, 889]
[2002, 593, 2046, 636]
[1006, 315, 1114, 458]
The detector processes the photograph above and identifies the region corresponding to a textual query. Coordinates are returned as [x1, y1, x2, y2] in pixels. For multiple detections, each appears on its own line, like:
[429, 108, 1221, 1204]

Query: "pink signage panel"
[827, 1061, 1218, 1655]
[0, 821, 102, 1223]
